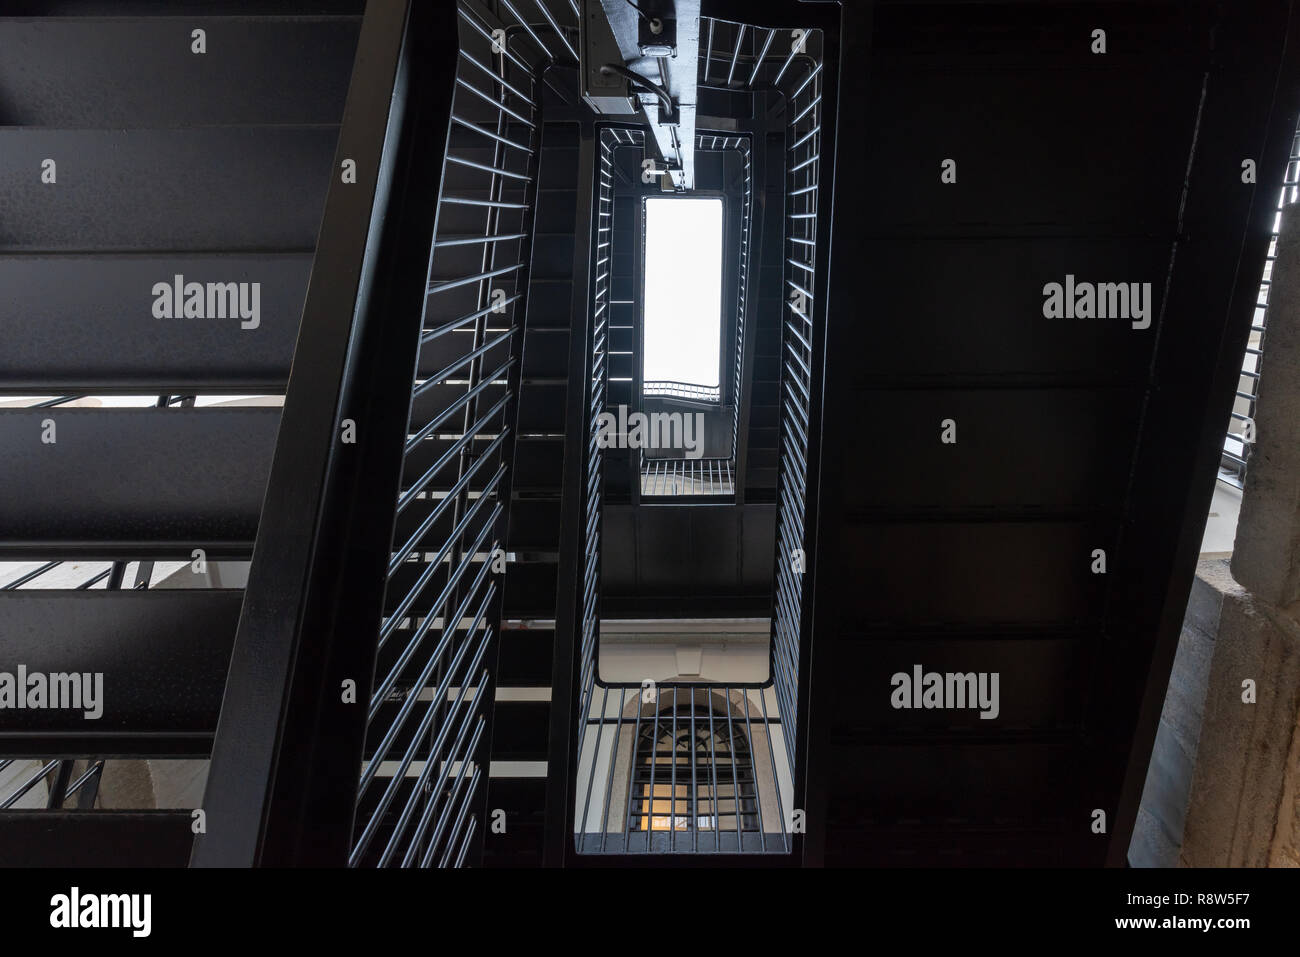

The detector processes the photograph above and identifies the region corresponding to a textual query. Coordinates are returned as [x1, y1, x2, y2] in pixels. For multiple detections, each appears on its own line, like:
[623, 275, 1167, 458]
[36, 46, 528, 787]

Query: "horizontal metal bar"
[442, 195, 530, 211]
[390, 434, 507, 574]
[398, 393, 512, 509]
[434, 233, 528, 250]
[412, 326, 515, 401]
[451, 115, 533, 153]
[2, 561, 62, 590]
[457, 48, 536, 106]
[455, 77, 536, 127]
[457, 4, 534, 74]
[533, 0, 578, 61]
[428, 262, 523, 294]
[445, 154, 533, 181]
[404, 358, 514, 454]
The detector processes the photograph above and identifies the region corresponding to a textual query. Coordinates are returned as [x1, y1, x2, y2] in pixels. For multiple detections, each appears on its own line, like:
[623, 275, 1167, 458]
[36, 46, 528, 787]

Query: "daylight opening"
[643, 197, 724, 402]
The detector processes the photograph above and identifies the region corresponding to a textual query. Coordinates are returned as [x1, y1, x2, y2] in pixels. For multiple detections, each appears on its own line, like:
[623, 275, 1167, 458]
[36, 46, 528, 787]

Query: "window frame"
[637, 191, 731, 408]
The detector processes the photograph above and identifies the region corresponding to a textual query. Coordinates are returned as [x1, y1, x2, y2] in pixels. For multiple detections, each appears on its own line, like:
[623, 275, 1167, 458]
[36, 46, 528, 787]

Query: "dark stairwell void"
[561, 12, 833, 857]
[600, 127, 753, 502]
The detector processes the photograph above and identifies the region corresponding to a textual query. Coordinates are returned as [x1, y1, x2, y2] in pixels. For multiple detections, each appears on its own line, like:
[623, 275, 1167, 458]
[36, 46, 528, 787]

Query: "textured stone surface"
[1233, 203, 1300, 608]
[1130, 561, 1227, 867]
[1180, 584, 1300, 867]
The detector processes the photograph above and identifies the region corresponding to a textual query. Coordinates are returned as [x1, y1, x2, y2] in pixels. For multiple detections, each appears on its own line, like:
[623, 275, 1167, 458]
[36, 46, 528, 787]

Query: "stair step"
[0, 589, 240, 755]
[0, 128, 336, 251]
[0, 17, 358, 127]
[0, 408, 277, 557]
[0, 254, 311, 393]
[0, 810, 195, 867]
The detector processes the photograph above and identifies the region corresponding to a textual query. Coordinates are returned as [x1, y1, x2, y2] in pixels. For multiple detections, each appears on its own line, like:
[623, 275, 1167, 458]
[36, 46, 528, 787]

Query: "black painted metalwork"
[193, 0, 463, 867]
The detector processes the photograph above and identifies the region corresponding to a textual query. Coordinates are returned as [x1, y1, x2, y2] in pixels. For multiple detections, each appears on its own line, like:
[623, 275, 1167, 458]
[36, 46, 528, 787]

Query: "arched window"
[627, 705, 759, 833]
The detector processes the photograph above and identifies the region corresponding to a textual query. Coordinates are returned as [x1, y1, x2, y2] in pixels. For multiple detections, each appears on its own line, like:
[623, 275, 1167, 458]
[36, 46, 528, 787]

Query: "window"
[642, 197, 724, 402]
[627, 706, 759, 833]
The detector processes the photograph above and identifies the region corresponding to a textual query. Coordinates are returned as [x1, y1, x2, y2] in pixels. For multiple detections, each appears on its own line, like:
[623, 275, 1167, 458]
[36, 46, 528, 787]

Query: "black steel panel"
[0, 408, 277, 556]
[511, 439, 564, 490]
[0, 128, 336, 251]
[827, 636, 1085, 733]
[0, 255, 311, 392]
[482, 776, 545, 866]
[805, 0, 1300, 868]
[490, 701, 551, 759]
[501, 561, 559, 619]
[516, 382, 567, 431]
[507, 498, 562, 550]
[0, 17, 358, 126]
[521, 327, 571, 378]
[0, 810, 194, 867]
[835, 521, 1111, 629]
[496, 627, 555, 686]
[826, 741, 1084, 833]
[600, 503, 775, 598]
[0, 590, 240, 754]
[846, 239, 1168, 383]
[853, 68, 1201, 233]
[842, 388, 1141, 511]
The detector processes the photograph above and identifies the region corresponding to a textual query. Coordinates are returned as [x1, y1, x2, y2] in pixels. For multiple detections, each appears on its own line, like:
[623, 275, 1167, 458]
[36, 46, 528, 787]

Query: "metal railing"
[347, 0, 567, 869]
[640, 456, 735, 497]
[643, 379, 722, 402]
[699, 134, 755, 463]
[193, 0, 577, 868]
[774, 22, 823, 781]
[0, 759, 103, 811]
[698, 11, 823, 787]
[1220, 119, 1300, 485]
[574, 684, 790, 853]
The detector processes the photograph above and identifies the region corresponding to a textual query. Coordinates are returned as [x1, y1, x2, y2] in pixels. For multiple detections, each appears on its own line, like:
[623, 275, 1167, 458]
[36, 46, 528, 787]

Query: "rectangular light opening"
[642, 196, 723, 402]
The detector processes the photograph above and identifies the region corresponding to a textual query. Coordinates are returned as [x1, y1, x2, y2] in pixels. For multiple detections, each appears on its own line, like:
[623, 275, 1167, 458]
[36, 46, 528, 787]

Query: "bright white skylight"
[643, 197, 723, 395]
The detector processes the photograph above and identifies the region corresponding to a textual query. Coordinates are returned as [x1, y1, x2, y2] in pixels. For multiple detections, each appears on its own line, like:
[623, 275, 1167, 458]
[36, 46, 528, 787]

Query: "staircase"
[0, 1, 362, 865]
[3, 0, 1298, 870]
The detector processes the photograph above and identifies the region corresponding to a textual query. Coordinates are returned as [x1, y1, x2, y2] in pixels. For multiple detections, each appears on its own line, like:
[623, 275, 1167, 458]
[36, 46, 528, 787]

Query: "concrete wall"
[1131, 202, 1300, 867]
[1128, 561, 1231, 867]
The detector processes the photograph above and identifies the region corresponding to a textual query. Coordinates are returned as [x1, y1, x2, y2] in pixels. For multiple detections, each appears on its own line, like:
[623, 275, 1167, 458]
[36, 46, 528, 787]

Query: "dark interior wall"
[803, 0, 1300, 865]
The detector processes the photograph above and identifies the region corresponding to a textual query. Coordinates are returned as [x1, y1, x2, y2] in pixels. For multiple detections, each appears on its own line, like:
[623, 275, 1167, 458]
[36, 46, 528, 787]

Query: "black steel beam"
[192, 0, 459, 867]
[0, 128, 336, 252]
[0, 590, 240, 757]
[0, 811, 194, 868]
[0, 255, 311, 394]
[0, 17, 358, 127]
[0, 408, 278, 558]
[543, 118, 598, 868]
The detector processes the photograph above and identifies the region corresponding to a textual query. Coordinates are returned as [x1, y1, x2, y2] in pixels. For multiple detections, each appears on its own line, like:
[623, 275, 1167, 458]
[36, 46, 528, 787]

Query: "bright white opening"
[642, 197, 723, 398]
